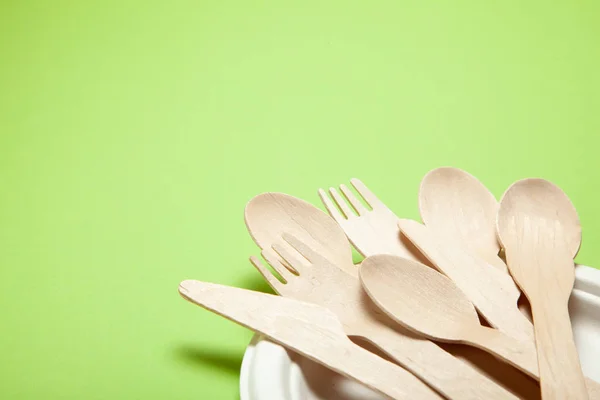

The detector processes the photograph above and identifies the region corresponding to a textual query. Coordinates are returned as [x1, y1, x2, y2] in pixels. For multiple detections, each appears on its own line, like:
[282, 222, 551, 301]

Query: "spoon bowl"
[497, 178, 587, 399]
[497, 178, 581, 259]
[359, 254, 481, 343]
[419, 167, 500, 259]
[359, 255, 542, 382]
[245, 193, 355, 275]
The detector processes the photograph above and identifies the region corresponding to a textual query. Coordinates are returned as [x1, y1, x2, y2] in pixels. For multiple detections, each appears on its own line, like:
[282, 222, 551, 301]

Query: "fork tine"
[350, 178, 382, 209]
[249, 256, 284, 293]
[329, 187, 354, 219]
[262, 248, 297, 278]
[340, 184, 368, 216]
[282, 233, 323, 264]
[272, 242, 308, 272]
[318, 188, 345, 224]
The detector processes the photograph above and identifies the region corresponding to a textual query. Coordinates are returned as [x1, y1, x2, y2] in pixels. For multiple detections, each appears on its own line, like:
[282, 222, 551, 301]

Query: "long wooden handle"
[467, 320, 600, 399]
[334, 341, 444, 400]
[531, 299, 588, 399]
[398, 219, 534, 341]
[465, 327, 539, 379]
[363, 324, 519, 400]
[179, 280, 442, 400]
[466, 317, 598, 399]
[495, 300, 536, 342]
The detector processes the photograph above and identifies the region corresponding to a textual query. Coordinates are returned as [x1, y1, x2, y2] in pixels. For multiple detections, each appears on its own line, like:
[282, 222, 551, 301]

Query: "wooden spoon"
[398, 218, 534, 342]
[497, 178, 587, 399]
[419, 167, 533, 321]
[245, 193, 519, 400]
[245, 193, 356, 276]
[359, 255, 539, 379]
[394, 222, 599, 397]
[419, 167, 506, 272]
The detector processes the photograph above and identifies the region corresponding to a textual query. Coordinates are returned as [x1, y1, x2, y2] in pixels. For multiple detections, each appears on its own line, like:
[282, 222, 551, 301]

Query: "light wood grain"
[315, 177, 600, 397]
[245, 192, 356, 276]
[317, 179, 426, 263]
[398, 218, 534, 342]
[360, 255, 539, 379]
[497, 178, 588, 400]
[419, 167, 506, 272]
[178, 280, 442, 400]
[418, 167, 532, 317]
[441, 344, 542, 400]
[359, 255, 600, 400]
[245, 193, 518, 400]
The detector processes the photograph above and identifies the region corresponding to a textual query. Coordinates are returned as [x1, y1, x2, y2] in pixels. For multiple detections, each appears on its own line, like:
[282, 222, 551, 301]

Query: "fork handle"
[359, 323, 519, 400]
[331, 341, 443, 400]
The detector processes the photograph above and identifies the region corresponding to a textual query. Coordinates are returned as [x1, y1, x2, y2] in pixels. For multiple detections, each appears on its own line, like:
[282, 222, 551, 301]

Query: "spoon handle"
[465, 326, 539, 379]
[398, 219, 533, 341]
[530, 298, 588, 399]
[360, 323, 519, 400]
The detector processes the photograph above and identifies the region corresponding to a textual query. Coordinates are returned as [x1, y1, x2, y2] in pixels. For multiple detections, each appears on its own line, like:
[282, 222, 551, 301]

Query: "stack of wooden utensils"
[178, 167, 599, 399]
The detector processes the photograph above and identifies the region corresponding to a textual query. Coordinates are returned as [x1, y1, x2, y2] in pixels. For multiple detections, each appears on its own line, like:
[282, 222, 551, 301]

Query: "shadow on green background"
[173, 345, 243, 377]
[1, 0, 599, 398]
[172, 273, 271, 378]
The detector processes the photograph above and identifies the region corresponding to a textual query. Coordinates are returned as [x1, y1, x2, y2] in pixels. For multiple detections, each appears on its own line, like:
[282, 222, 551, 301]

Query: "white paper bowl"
[240, 265, 600, 399]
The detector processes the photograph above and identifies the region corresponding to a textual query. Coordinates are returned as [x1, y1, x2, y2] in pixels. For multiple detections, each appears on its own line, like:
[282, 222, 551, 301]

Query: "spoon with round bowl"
[497, 178, 587, 399]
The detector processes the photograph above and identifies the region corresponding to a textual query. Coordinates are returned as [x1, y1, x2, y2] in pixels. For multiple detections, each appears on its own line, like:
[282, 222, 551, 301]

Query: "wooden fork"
[318, 179, 425, 262]
[250, 232, 519, 400]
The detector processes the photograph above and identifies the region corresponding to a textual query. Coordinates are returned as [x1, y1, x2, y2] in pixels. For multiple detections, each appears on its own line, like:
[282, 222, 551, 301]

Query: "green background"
[1, 1, 599, 398]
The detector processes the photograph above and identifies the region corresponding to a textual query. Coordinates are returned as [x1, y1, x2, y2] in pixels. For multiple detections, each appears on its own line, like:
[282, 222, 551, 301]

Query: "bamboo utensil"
[178, 280, 442, 400]
[359, 255, 538, 378]
[315, 175, 599, 397]
[418, 167, 534, 321]
[418, 167, 506, 272]
[245, 194, 518, 399]
[360, 255, 600, 398]
[177, 171, 600, 400]
[315, 176, 541, 395]
[497, 178, 588, 399]
[317, 174, 532, 340]
[317, 179, 424, 262]
[245, 192, 356, 276]
[397, 218, 534, 342]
